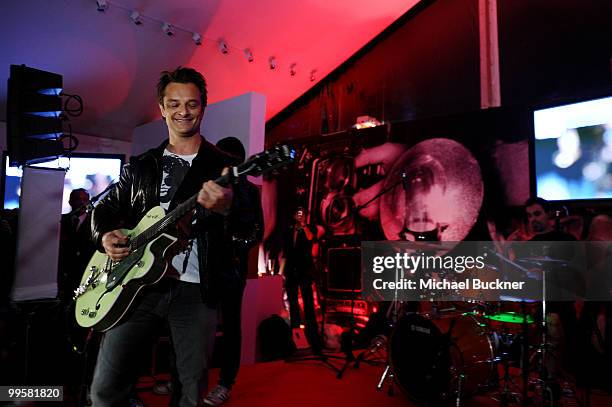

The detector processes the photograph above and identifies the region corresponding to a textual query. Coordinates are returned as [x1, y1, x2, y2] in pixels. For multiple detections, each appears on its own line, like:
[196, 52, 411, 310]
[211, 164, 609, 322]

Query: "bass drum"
[389, 312, 496, 404]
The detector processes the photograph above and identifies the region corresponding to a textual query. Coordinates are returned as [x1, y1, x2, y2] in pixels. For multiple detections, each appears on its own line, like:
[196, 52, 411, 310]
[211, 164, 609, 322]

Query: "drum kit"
[380, 301, 529, 405]
[362, 288, 569, 406]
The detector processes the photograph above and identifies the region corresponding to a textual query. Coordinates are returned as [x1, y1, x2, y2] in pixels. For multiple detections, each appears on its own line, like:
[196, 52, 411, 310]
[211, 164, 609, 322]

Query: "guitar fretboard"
[129, 194, 199, 251]
[123, 144, 293, 252]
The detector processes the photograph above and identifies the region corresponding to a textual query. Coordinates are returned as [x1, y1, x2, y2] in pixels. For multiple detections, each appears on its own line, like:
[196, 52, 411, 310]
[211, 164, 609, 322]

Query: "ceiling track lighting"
[243, 48, 254, 63]
[310, 69, 317, 82]
[96, 0, 108, 12]
[129, 10, 143, 25]
[269, 56, 277, 70]
[218, 39, 229, 54]
[192, 32, 202, 46]
[93, 3, 303, 74]
[162, 22, 175, 36]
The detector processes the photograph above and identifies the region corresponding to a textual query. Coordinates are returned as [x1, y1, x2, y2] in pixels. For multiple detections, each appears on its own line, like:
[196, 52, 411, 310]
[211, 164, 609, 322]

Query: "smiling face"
[159, 82, 204, 140]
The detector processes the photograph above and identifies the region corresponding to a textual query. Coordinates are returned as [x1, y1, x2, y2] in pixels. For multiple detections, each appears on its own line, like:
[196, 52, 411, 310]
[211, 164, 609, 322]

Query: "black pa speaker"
[7, 64, 65, 166]
[326, 247, 361, 293]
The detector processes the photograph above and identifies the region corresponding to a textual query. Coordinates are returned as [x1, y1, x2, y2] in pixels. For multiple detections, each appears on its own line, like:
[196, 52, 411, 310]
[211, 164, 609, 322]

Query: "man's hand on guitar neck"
[102, 229, 130, 262]
[197, 168, 233, 216]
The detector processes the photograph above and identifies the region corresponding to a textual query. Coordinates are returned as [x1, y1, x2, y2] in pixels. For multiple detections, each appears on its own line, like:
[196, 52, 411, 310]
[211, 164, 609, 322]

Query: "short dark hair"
[70, 188, 88, 200]
[216, 137, 246, 162]
[524, 197, 551, 213]
[157, 66, 207, 108]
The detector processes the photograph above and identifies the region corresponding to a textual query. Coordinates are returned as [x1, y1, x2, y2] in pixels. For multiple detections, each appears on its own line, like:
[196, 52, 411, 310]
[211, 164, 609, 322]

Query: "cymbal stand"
[337, 177, 405, 383]
[374, 264, 406, 396]
[521, 300, 529, 407]
[495, 342, 521, 407]
[528, 265, 558, 406]
[483, 247, 532, 407]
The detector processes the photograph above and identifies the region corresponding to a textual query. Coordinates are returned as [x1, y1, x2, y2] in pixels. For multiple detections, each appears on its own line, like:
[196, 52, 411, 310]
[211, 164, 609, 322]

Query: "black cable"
[58, 123, 79, 153]
[61, 92, 84, 117]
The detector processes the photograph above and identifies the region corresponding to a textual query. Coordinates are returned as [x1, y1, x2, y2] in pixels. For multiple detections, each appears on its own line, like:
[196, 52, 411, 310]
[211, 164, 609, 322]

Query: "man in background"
[281, 207, 324, 353]
[202, 137, 263, 406]
[522, 197, 578, 401]
[59, 188, 95, 303]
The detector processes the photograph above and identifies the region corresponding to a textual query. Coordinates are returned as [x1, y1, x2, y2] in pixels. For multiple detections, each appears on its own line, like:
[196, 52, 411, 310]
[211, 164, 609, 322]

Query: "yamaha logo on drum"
[410, 324, 430, 335]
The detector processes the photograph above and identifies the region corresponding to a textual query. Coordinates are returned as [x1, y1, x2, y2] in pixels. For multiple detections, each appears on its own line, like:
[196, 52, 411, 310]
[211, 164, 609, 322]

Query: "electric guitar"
[74, 145, 295, 331]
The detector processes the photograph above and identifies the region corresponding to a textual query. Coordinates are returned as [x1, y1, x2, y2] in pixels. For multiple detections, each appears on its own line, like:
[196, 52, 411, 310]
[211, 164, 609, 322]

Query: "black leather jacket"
[91, 137, 259, 306]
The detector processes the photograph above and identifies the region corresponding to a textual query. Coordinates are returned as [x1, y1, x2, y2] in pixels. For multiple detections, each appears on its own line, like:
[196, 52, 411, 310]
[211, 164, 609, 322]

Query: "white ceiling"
[0, 0, 419, 141]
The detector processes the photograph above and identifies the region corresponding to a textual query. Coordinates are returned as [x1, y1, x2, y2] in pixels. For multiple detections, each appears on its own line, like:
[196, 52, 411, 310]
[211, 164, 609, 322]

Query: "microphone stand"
[65, 181, 118, 218]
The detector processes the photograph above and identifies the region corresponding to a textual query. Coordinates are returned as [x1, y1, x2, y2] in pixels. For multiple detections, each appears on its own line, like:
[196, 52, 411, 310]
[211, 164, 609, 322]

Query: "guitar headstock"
[235, 144, 296, 178]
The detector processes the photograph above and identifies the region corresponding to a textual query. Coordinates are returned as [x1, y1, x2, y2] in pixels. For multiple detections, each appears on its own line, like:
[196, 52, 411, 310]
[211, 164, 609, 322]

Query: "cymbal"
[515, 257, 570, 267]
[386, 240, 456, 252]
[379, 138, 483, 242]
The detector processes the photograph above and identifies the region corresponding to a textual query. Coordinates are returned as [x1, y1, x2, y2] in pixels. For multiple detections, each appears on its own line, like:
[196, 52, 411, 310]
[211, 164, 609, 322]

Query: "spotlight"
[243, 48, 254, 63]
[268, 56, 277, 70]
[289, 63, 297, 77]
[96, 0, 108, 12]
[129, 11, 143, 25]
[192, 32, 202, 46]
[218, 39, 229, 54]
[310, 69, 317, 82]
[162, 22, 175, 37]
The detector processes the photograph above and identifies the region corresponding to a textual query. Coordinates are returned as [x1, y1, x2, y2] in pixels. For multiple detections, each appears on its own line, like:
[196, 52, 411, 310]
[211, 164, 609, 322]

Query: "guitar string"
[117, 148, 283, 254]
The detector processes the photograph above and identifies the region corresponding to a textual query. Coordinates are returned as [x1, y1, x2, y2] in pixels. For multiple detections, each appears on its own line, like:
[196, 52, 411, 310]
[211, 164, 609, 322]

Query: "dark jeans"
[285, 264, 321, 350]
[217, 272, 246, 389]
[90, 279, 217, 407]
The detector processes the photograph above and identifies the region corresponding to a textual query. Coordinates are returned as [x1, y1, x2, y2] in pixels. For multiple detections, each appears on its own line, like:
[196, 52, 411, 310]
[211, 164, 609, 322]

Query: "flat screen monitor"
[533, 96, 612, 201]
[2, 152, 124, 213]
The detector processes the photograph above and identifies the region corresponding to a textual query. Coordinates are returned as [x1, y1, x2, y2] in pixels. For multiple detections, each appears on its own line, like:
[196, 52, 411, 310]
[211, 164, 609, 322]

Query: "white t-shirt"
[159, 148, 200, 283]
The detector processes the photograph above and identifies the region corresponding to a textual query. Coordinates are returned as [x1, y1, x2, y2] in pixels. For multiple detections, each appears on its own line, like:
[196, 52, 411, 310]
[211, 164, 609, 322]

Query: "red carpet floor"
[137, 354, 612, 407]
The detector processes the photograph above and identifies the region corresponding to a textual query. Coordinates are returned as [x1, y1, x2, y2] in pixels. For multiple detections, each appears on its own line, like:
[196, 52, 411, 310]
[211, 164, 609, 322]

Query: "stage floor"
[136, 353, 612, 407]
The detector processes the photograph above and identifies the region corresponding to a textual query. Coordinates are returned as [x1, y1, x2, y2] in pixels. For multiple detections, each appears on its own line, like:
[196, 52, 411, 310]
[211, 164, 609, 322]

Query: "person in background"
[525, 197, 576, 242]
[59, 188, 96, 303]
[523, 197, 578, 401]
[0, 209, 17, 306]
[201, 136, 263, 406]
[280, 207, 324, 353]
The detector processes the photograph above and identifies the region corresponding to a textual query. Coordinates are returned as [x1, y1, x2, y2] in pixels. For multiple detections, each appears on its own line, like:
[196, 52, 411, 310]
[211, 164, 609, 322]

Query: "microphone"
[554, 205, 568, 232]
[401, 171, 410, 191]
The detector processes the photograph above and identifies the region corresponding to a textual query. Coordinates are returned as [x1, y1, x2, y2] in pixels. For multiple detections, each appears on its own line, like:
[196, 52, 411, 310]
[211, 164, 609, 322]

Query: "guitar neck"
[125, 144, 294, 252]
[129, 171, 233, 251]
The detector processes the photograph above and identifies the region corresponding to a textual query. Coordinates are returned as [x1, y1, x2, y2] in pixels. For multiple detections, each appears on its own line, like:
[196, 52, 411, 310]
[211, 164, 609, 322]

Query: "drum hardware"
[353, 334, 387, 369]
[494, 249, 576, 407]
[336, 175, 408, 382]
[485, 248, 546, 407]
[494, 348, 521, 407]
[377, 364, 396, 396]
[517, 259, 558, 407]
